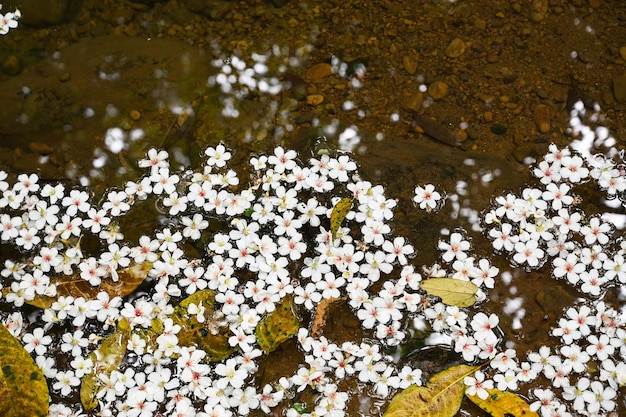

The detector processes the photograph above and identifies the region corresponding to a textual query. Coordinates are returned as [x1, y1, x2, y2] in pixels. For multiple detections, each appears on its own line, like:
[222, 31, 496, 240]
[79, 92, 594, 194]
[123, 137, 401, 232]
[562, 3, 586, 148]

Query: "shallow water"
[1, 1, 625, 416]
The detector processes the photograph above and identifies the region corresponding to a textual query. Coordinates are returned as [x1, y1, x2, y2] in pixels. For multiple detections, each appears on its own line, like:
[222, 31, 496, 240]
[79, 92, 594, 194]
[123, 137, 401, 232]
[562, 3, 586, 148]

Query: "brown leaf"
[311, 297, 344, 338]
[28, 261, 153, 309]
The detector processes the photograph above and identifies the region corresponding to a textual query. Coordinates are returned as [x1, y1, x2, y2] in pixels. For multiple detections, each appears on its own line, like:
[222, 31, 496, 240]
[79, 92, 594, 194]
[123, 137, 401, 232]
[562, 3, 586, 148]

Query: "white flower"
[53, 370, 80, 397]
[464, 370, 493, 399]
[267, 147, 297, 174]
[0, 8, 20, 35]
[181, 213, 209, 240]
[22, 327, 52, 356]
[413, 184, 443, 210]
[438, 232, 470, 263]
[138, 148, 169, 172]
[513, 239, 544, 267]
[205, 144, 232, 168]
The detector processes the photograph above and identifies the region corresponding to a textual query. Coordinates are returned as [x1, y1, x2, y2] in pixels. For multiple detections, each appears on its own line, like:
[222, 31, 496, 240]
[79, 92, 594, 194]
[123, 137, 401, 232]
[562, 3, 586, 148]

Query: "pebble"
[491, 124, 507, 135]
[130, 110, 141, 121]
[483, 111, 493, 122]
[455, 129, 468, 143]
[529, 0, 548, 23]
[403, 55, 419, 75]
[612, 75, 626, 103]
[533, 104, 551, 133]
[428, 81, 449, 100]
[405, 92, 424, 112]
[486, 54, 499, 63]
[620, 46, 626, 62]
[445, 38, 466, 58]
[2, 55, 21, 76]
[29, 142, 54, 155]
[305, 63, 333, 81]
[306, 94, 325, 106]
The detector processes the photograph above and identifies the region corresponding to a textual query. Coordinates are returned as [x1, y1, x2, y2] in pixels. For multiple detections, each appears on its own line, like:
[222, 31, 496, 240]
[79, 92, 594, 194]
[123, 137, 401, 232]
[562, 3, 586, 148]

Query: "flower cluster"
[0, 4, 20, 35]
[0, 144, 443, 417]
[484, 144, 621, 296]
[2, 136, 626, 417]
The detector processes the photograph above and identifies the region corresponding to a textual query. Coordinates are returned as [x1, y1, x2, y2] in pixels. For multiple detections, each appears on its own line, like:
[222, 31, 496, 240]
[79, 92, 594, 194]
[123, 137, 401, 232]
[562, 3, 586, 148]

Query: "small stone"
[455, 129, 468, 143]
[533, 104, 551, 133]
[529, 0, 548, 23]
[486, 54, 499, 63]
[2, 55, 21, 76]
[620, 46, 626, 61]
[405, 92, 424, 112]
[428, 81, 449, 100]
[29, 142, 54, 155]
[305, 63, 333, 81]
[589, 0, 601, 9]
[306, 94, 325, 106]
[483, 111, 493, 122]
[612, 74, 626, 103]
[59, 72, 71, 82]
[130, 110, 141, 121]
[403, 55, 418, 75]
[491, 124, 507, 135]
[445, 38, 466, 58]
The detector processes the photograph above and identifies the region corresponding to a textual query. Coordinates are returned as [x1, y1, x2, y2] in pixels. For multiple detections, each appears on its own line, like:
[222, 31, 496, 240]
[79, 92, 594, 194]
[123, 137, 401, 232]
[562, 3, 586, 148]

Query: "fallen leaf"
[80, 318, 131, 411]
[330, 197, 354, 240]
[0, 324, 49, 417]
[419, 278, 478, 308]
[311, 297, 344, 338]
[28, 261, 153, 309]
[256, 295, 300, 353]
[383, 364, 480, 417]
[466, 388, 538, 417]
[172, 289, 236, 362]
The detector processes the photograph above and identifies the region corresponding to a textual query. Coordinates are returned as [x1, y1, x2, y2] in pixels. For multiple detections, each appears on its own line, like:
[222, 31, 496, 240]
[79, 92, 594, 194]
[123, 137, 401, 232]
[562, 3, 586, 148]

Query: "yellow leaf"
[384, 364, 480, 417]
[172, 290, 236, 362]
[0, 325, 49, 417]
[419, 278, 478, 308]
[27, 261, 153, 309]
[256, 295, 300, 353]
[80, 318, 131, 410]
[466, 388, 539, 417]
[330, 197, 354, 240]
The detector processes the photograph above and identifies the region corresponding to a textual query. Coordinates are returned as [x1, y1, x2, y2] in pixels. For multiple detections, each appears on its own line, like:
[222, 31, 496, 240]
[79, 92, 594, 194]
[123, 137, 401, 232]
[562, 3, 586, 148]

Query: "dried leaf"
[330, 197, 354, 240]
[28, 262, 153, 309]
[419, 278, 478, 308]
[256, 295, 300, 353]
[311, 297, 344, 338]
[383, 364, 480, 417]
[0, 324, 49, 417]
[80, 318, 131, 410]
[466, 388, 538, 417]
[172, 289, 236, 362]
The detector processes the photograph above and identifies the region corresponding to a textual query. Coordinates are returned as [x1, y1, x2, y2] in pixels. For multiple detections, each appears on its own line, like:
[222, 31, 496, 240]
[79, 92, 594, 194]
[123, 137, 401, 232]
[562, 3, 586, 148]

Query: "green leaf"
[80, 318, 131, 410]
[172, 289, 236, 362]
[330, 197, 354, 240]
[384, 364, 480, 417]
[0, 325, 49, 417]
[256, 295, 300, 353]
[419, 278, 478, 307]
[466, 388, 539, 417]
